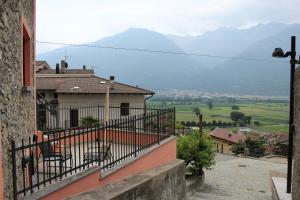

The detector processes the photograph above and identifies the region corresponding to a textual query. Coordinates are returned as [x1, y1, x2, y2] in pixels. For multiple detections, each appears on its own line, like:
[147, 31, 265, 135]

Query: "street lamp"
[100, 81, 110, 125]
[272, 36, 300, 193]
[100, 76, 115, 143]
[101, 80, 110, 143]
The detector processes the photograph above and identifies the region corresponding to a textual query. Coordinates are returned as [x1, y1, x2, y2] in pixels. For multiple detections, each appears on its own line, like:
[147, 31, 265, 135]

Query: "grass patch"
[172, 102, 288, 133]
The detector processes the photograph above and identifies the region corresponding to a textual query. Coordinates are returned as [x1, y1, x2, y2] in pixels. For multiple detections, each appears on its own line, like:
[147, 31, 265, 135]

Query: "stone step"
[190, 191, 231, 200]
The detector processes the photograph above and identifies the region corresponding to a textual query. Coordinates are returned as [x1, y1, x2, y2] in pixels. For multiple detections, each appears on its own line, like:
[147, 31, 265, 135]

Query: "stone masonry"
[0, 1, 35, 199]
[67, 159, 186, 200]
[293, 68, 300, 200]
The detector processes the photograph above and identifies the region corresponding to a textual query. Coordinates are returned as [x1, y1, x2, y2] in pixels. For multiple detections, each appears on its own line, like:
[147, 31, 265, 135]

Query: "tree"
[193, 107, 201, 116]
[186, 121, 191, 127]
[232, 105, 240, 110]
[177, 132, 215, 175]
[237, 119, 246, 127]
[254, 121, 261, 126]
[245, 116, 252, 125]
[212, 120, 217, 126]
[191, 121, 197, 127]
[230, 111, 245, 122]
[207, 101, 213, 110]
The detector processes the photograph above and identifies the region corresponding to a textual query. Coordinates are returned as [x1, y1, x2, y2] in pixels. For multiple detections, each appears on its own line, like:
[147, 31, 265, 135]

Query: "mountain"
[38, 28, 205, 90]
[38, 24, 300, 96]
[195, 24, 300, 95]
[168, 23, 291, 68]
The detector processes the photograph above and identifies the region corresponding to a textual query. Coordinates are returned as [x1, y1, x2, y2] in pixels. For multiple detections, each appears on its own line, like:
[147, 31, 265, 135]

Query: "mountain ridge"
[38, 23, 300, 96]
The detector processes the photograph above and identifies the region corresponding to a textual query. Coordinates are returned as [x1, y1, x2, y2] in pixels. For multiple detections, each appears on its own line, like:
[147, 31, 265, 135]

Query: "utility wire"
[37, 41, 287, 64]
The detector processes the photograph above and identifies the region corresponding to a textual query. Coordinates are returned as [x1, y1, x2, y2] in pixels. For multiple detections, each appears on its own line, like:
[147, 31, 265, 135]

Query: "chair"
[83, 142, 113, 165]
[38, 141, 73, 173]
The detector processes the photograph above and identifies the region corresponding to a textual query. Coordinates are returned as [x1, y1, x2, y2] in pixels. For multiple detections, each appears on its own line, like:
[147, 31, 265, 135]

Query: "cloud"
[36, 0, 300, 53]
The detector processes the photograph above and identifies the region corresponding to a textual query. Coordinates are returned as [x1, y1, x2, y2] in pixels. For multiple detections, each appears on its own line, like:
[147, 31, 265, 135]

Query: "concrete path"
[188, 154, 287, 200]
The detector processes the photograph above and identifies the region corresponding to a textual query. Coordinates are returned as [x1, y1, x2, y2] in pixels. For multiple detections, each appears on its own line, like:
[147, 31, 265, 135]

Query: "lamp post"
[101, 81, 110, 142]
[272, 36, 300, 193]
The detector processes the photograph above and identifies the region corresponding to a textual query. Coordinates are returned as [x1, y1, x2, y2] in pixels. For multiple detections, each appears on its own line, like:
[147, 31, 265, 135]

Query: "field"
[151, 101, 289, 134]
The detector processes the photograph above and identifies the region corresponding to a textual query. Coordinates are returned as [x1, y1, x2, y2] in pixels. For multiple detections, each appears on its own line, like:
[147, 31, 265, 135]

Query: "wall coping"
[271, 177, 291, 200]
[20, 136, 176, 200]
[66, 159, 185, 200]
[100, 136, 176, 179]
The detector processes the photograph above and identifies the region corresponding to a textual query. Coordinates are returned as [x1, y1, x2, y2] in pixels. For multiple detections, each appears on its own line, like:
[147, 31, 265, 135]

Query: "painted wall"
[39, 92, 146, 129]
[0, 0, 36, 199]
[68, 160, 186, 200]
[40, 137, 176, 200]
[210, 137, 234, 154]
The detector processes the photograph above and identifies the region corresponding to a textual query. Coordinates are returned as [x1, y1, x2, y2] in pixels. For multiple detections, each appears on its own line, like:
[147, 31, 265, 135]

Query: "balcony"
[11, 107, 175, 199]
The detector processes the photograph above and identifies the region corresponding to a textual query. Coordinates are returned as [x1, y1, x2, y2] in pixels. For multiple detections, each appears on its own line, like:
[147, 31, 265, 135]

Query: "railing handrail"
[12, 107, 176, 199]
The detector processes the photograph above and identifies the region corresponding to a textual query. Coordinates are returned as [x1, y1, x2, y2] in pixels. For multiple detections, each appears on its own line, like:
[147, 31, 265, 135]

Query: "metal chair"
[38, 141, 73, 174]
[83, 142, 113, 165]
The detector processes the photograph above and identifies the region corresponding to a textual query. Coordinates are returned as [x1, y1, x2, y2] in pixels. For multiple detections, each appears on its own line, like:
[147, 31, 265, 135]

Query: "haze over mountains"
[38, 23, 300, 96]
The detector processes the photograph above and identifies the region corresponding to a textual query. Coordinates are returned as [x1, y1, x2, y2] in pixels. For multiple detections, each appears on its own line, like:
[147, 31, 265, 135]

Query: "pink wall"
[36, 130, 160, 148]
[41, 137, 176, 200]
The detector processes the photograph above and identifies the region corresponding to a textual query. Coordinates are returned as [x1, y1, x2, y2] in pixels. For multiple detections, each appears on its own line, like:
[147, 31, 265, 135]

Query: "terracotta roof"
[209, 128, 245, 144]
[37, 69, 95, 74]
[35, 61, 51, 72]
[36, 76, 154, 95]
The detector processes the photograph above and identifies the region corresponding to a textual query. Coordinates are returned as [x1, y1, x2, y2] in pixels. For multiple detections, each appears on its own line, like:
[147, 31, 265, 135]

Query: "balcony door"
[70, 109, 79, 128]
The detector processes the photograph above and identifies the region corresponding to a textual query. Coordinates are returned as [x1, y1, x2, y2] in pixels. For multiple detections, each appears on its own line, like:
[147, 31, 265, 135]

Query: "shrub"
[176, 122, 184, 129]
[232, 105, 240, 110]
[177, 132, 215, 175]
[81, 116, 99, 127]
[254, 121, 261, 126]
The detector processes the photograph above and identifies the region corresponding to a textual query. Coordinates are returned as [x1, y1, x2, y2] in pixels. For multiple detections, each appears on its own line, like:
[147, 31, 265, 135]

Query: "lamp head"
[272, 48, 286, 58]
[272, 48, 291, 58]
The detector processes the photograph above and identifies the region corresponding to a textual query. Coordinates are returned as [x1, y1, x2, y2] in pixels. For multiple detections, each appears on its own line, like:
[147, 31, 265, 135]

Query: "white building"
[36, 61, 154, 129]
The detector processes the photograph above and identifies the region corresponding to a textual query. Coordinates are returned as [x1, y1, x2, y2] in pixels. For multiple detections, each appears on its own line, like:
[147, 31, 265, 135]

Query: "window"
[22, 19, 32, 86]
[120, 103, 130, 116]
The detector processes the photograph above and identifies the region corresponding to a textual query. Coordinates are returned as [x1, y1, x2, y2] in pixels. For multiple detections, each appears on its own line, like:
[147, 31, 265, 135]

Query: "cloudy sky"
[37, 0, 300, 53]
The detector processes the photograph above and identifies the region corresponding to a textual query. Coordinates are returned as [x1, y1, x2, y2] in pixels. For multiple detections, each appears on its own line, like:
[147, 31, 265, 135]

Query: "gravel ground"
[187, 154, 287, 200]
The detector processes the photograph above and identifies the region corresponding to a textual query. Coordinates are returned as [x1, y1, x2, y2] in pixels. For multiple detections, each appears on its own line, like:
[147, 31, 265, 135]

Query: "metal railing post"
[134, 115, 137, 157]
[173, 107, 176, 136]
[97, 123, 101, 166]
[11, 140, 17, 200]
[157, 110, 160, 144]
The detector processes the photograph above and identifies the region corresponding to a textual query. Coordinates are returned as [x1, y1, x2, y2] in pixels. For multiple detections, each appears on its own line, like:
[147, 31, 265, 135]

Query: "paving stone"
[188, 154, 286, 200]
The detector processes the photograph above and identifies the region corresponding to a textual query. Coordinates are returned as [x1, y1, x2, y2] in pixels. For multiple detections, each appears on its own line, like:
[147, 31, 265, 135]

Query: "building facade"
[209, 128, 245, 154]
[36, 61, 154, 129]
[0, 0, 36, 199]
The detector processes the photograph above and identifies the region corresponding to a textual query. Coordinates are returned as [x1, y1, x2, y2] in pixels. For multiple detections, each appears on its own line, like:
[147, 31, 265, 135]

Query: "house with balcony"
[35, 60, 154, 129]
[0, 3, 181, 200]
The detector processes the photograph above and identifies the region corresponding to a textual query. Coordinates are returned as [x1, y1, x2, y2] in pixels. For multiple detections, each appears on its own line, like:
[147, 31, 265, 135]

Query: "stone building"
[0, 0, 36, 199]
[293, 68, 300, 200]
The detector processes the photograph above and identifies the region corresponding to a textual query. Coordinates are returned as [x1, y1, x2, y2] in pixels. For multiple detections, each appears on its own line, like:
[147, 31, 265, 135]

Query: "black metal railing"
[11, 108, 175, 199]
[36, 104, 161, 130]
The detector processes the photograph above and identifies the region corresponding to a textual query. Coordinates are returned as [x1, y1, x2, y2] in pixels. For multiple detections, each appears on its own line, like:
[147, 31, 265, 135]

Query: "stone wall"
[0, 1, 35, 199]
[293, 68, 300, 200]
[67, 159, 186, 200]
